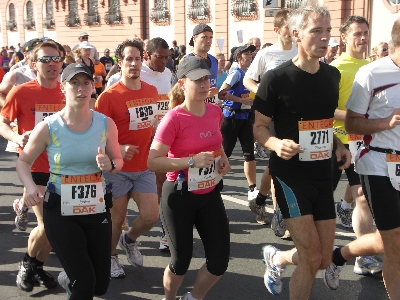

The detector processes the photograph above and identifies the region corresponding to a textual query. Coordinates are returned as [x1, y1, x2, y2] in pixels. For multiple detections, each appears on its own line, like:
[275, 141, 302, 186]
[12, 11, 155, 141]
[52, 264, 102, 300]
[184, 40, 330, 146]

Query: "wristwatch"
[188, 156, 195, 168]
[110, 159, 116, 171]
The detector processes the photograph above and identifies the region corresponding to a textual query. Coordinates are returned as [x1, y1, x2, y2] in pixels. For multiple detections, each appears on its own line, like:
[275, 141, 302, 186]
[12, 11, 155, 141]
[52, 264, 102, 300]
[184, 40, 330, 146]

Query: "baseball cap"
[24, 38, 42, 53]
[189, 24, 213, 47]
[328, 38, 340, 47]
[176, 56, 212, 80]
[61, 63, 94, 82]
[79, 32, 89, 38]
[7, 49, 14, 53]
[104, 48, 110, 52]
[234, 44, 256, 61]
[20, 41, 27, 48]
[79, 41, 94, 49]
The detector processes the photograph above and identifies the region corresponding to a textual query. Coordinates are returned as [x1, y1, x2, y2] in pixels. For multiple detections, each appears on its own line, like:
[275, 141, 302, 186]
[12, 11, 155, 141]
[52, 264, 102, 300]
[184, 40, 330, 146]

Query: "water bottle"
[175, 171, 186, 195]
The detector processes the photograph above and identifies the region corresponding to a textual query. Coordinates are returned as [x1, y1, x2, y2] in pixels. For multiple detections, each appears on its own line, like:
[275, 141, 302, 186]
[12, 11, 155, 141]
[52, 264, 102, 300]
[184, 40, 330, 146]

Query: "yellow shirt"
[330, 53, 369, 144]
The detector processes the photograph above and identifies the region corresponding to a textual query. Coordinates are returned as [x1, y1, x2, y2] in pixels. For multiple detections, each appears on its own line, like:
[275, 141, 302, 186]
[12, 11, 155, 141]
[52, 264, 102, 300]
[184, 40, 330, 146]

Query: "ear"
[273, 27, 280, 34]
[340, 32, 347, 44]
[292, 29, 301, 43]
[31, 61, 38, 71]
[118, 59, 122, 68]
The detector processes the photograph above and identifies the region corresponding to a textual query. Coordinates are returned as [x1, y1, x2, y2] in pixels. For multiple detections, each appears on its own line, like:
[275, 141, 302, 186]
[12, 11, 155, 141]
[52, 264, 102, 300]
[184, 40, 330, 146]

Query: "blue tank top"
[46, 110, 107, 194]
[223, 67, 250, 120]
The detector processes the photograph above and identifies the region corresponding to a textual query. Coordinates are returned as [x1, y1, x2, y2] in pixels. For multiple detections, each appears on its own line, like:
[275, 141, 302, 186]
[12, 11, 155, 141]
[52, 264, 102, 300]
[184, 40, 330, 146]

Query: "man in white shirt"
[71, 32, 99, 60]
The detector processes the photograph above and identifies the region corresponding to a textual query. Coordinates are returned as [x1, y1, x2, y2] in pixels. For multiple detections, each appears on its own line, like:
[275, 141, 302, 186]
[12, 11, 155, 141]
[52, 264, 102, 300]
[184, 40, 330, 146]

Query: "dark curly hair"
[115, 38, 144, 61]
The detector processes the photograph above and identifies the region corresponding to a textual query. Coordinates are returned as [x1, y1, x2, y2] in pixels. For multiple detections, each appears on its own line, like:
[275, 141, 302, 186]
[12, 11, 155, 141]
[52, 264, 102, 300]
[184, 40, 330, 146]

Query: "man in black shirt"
[253, 2, 350, 298]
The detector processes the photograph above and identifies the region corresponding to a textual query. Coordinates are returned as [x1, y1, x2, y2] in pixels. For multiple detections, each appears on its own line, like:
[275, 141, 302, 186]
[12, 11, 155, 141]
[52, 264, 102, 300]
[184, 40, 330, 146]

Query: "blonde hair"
[168, 82, 185, 110]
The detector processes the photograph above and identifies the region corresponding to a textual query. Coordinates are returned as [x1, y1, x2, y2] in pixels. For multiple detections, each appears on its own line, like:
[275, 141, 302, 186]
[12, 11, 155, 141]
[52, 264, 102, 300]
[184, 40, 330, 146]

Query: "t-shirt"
[1, 80, 65, 172]
[140, 62, 172, 119]
[93, 62, 105, 88]
[216, 71, 228, 89]
[154, 103, 223, 194]
[106, 73, 122, 88]
[100, 56, 114, 73]
[223, 67, 251, 119]
[253, 60, 340, 180]
[245, 44, 298, 81]
[330, 52, 369, 144]
[0, 67, 5, 83]
[346, 56, 400, 177]
[94, 81, 158, 172]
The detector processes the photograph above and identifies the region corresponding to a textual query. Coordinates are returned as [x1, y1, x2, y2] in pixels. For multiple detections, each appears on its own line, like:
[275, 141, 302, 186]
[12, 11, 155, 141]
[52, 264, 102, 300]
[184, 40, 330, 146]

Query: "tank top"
[81, 57, 94, 76]
[46, 110, 107, 195]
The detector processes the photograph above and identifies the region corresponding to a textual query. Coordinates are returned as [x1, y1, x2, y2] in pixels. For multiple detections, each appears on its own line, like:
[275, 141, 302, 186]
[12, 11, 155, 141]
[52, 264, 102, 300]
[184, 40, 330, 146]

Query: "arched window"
[24, 1, 36, 29]
[65, 0, 80, 27]
[43, 0, 55, 29]
[7, 3, 17, 31]
[150, 0, 170, 25]
[104, 0, 121, 24]
[84, 0, 99, 25]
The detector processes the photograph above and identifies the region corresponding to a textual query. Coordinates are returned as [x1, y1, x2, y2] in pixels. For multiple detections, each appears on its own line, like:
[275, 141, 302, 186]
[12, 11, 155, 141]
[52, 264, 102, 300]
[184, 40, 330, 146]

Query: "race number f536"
[34, 103, 65, 125]
[126, 98, 158, 130]
[60, 173, 105, 216]
[298, 118, 333, 161]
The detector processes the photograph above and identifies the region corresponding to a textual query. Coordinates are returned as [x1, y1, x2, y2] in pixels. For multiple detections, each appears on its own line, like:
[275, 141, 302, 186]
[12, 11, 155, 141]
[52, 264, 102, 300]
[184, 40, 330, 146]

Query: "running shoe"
[110, 254, 125, 278]
[271, 206, 286, 238]
[254, 142, 268, 159]
[353, 256, 382, 275]
[179, 292, 191, 300]
[248, 187, 259, 201]
[159, 235, 169, 251]
[13, 198, 29, 231]
[336, 199, 353, 228]
[248, 199, 270, 225]
[16, 257, 34, 292]
[118, 232, 143, 267]
[262, 245, 285, 296]
[323, 262, 344, 290]
[58, 270, 72, 299]
[32, 263, 57, 289]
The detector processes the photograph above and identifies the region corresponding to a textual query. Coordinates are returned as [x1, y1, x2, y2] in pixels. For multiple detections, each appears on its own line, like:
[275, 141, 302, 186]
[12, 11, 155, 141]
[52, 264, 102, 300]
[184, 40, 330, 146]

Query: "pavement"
[0, 136, 387, 299]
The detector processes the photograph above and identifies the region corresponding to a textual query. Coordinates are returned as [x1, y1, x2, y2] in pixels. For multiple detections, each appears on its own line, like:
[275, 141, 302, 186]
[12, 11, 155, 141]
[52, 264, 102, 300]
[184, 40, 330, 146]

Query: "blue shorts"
[103, 169, 157, 199]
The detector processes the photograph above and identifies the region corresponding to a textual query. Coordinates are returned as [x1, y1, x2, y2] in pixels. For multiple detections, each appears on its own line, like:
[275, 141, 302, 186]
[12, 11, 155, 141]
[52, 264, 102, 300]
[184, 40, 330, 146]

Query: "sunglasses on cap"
[36, 56, 65, 63]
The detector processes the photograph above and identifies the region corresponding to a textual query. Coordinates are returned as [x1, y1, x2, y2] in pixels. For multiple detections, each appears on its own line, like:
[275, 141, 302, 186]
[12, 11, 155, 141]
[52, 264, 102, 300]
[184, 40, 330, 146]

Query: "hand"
[22, 185, 44, 207]
[389, 108, 400, 128]
[241, 97, 253, 106]
[336, 143, 351, 170]
[218, 156, 231, 175]
[275, 139, 304, 160]
[120, 144, 139, 160]
[218, 89, 228, 100]
[208, 87, 219, 98]
[96, 147, 111, 171]
[17, 131, 32, 148]
[193, 152, 215, 168]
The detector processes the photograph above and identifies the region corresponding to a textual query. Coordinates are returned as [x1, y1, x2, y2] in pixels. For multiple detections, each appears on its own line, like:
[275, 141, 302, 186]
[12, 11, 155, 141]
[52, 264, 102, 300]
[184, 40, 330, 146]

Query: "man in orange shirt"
[95, 38, 159, 278]
[0, 40, 65, 292]
[93, 58, 106, 95]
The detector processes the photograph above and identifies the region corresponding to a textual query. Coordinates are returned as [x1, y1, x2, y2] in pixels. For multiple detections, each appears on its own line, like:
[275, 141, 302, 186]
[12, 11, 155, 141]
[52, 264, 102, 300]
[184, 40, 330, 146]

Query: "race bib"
[188, 148, 223, 191]
[240, 93, 252, 110]
[298, 118, 333, 161]
[157, 94, 169, 120]
[34, 104, 65, 126]
[94, 75, 103, 83]
[126, 98, 158, 130]
[348, 134, 363, 164]
[205, 87, 218, 104]
[386, 154, 400, 191]
[105, 62, 112, 71]
[5, 124, 19, 153]
[60, 173, 105, 215]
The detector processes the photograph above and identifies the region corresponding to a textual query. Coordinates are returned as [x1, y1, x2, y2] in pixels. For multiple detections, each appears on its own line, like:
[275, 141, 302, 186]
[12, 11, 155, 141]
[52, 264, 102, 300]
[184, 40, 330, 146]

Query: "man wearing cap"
[322, 16, 383, 288]
[219, 44, 269, 223]
[95, 38, 159, 278]
[320, 38, 339, 64]
[100, 48, 115, 78]
[10, 39, 43, 72]
[243, 8, 297, 230]
[0, 40, 65, 292]
[178, 24, 226, 105]
[72, 32, 99, 60]
[10, 42, 25, 67]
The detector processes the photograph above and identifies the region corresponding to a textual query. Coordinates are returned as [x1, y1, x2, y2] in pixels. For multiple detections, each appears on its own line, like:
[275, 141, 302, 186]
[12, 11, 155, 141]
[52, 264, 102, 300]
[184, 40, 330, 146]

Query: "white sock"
[273, 251, 283, 269]
[186, 292, 202, 300]
[340, 199, 352, 210]
[19, 199, 28, 211]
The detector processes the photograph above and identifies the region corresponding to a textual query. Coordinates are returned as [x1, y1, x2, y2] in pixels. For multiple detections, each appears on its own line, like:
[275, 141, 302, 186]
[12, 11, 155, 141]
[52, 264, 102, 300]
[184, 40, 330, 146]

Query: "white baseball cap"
[79, 41, 94, 49]
[328, 38, 340, 47]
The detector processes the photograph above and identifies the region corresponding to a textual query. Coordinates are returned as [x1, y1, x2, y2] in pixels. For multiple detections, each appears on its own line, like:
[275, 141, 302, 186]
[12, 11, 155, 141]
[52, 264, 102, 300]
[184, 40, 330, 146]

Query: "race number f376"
[298, 118, 333, 161]
[60, 173, 105, 216]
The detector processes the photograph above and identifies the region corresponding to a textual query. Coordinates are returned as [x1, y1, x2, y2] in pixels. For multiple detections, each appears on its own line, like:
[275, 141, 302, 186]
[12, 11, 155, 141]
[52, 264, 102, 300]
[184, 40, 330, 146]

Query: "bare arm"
[345, 109, 397, 135]
[0, 115, 31, 147]
[0, 71, 17, 108]
[243, 77, 259, 95]
[220, 83, 253, 106]
[147, 141, 216, 173]
[253, 111, 303, 160]
[334, 108, 346, 121]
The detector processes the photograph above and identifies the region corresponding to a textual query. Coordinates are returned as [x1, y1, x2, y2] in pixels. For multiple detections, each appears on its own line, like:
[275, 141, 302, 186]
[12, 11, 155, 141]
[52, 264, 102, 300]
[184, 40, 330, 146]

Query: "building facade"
[0, 0, 396, 59]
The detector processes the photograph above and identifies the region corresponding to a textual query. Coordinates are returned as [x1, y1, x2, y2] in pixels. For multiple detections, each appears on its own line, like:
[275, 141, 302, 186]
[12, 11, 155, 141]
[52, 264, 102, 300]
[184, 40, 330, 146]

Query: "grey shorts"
[103, 169, 157, 199]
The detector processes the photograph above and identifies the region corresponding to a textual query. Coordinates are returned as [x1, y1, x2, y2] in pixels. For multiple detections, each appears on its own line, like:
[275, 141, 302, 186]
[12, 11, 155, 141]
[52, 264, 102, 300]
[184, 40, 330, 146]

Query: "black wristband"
[110, 158, 116, 171]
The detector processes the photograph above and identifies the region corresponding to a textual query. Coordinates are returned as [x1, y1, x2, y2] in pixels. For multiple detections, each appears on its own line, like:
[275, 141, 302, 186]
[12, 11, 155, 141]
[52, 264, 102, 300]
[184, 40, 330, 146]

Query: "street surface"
[0, 136, 387, 299]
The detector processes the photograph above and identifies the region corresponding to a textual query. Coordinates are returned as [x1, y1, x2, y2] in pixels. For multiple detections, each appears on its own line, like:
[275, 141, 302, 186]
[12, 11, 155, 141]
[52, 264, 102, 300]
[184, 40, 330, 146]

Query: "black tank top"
[81, 57, 94, 76]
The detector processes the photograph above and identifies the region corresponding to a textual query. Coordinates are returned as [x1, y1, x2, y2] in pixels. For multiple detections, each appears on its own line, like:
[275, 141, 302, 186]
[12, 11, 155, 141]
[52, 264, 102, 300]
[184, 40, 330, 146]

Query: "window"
[7, 3, 17, 31]
[43, 0, 55, 29]
[65, 0, 80, 27]
[24, 1, 36, 29]
[84, 0, 100, 25]
[150, 0, 170, 25]
[104, 0, 122, 24]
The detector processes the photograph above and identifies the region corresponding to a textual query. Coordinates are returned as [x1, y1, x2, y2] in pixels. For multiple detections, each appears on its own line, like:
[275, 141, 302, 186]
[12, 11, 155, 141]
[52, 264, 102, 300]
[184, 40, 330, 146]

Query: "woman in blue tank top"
[16, 63, 123, 299]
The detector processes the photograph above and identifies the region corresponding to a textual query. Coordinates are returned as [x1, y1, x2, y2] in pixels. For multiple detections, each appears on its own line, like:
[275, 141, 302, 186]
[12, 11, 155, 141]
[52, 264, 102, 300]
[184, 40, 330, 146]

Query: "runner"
[220, 44, 269, 224]
[243, 8, 297, 230]
[140, 37, 172, 251]
[148, 56, 230, 300]
[16, 62, 123, 299]
[253, 3, 350, 298]
[95, 38, 159, 278]
[322, 18, 400, 298]
[0, 40, 65, 292]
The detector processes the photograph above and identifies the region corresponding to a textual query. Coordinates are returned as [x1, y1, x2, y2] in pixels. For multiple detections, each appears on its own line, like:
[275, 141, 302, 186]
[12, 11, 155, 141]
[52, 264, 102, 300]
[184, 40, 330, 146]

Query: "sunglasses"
[36, 56, 65, 63]
[382, 48, 388, 51]
[81, 36, 89, 40]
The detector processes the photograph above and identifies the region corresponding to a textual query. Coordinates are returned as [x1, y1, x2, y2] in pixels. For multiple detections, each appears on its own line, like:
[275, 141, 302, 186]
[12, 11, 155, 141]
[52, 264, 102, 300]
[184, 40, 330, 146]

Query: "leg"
[163, 267, 185, 300]
[110, 194, 129, 254]
[244, 160, 257, 186]
[380, 228, 400, 299]
[341, 230, 384, 260]
[351, 184, 373, 237]
[259, 167, 272, 197]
